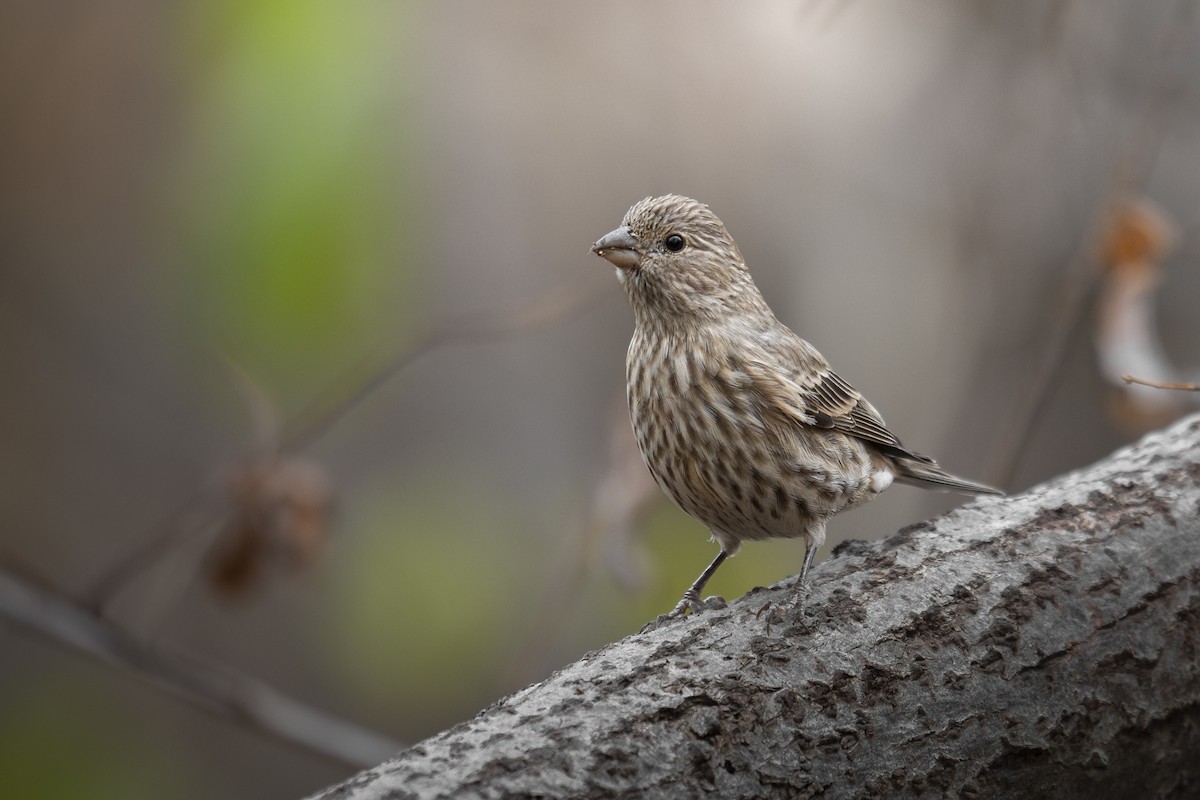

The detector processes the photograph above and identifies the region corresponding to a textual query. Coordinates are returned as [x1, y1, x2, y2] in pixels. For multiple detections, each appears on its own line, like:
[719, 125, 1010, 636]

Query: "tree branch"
[308, 412, 1200, 799]
[0, 564, 402, 769]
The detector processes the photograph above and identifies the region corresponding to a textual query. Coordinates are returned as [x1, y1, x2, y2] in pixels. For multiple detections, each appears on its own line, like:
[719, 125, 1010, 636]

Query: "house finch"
[591, 195, 1001, 619]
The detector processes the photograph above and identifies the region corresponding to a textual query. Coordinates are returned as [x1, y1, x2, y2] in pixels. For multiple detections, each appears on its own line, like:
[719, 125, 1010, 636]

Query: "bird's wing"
[741, 337, 933, 464]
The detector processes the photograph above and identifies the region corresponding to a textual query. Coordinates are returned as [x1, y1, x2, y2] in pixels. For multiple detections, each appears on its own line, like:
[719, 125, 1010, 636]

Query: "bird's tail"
[893, 457, 1003, 496]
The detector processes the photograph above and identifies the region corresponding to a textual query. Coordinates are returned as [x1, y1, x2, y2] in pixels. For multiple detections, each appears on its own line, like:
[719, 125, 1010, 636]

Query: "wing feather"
[740, 334, 933, 464]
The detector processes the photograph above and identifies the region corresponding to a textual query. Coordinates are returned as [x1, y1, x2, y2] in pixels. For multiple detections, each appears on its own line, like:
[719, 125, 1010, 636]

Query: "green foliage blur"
[5, 2, 428, 798]
[174, 0, 415, 399]
[326, 475, 526, 722]
[0, 676, 178, 800]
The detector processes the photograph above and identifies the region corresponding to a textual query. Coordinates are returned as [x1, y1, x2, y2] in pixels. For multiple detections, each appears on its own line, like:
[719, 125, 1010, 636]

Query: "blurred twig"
[1122, 374, 1200, 392]
[82, 492, 226, 612]
[505, 401, 659, 685]
[85, 278, 607, 611]
[65, 277, 608, 767]
[985, 0, 1195, 487]
[0, 561, 402, 769]
[282, 279, 607, 451]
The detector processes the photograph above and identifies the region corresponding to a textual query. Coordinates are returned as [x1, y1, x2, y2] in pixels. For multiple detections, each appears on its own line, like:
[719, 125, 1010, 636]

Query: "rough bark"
[309, 414, 1200, 800]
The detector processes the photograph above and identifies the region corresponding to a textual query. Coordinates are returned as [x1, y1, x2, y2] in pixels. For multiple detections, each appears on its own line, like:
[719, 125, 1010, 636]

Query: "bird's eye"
[665, 234, 686, 252]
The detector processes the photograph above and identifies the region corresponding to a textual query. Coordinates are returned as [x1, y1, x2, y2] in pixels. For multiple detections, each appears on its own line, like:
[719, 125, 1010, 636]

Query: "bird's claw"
[672, 590, 726, 617]
[680, 594, 726, 614]
[757, 582, 811, 630]
[639, 594, 726, 633]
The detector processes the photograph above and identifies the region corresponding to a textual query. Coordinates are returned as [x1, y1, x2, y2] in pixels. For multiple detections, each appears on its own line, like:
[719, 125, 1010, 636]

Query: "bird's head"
[591, 195, 767, 326]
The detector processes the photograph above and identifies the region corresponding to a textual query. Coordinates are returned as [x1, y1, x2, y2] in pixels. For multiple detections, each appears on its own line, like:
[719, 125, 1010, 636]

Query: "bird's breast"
[626, 329, 885, 540]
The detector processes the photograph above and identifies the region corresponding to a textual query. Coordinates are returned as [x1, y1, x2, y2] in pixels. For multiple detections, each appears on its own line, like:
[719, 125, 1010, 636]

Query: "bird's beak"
[591, 226, 641, 270]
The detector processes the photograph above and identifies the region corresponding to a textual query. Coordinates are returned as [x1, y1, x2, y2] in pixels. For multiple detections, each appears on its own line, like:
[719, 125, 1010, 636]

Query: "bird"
[591, 194, 1001, 620]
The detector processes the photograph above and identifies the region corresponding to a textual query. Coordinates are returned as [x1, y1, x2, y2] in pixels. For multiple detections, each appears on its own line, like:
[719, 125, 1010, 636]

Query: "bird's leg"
[641, 550, 729, 632]
[643, 551, 724, 633]
[796, 538, 818, 593]
[672, 551, 724, 614]
[670, 549, 729, 615]
[758, 536, 820, 626]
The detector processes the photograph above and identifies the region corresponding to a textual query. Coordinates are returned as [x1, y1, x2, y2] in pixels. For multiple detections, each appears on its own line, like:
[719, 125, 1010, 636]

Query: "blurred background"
[2, 1, 1199, 797]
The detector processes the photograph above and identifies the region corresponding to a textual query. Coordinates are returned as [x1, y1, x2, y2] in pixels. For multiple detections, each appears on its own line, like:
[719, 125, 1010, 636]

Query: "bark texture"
[309, 414, 1200, 800]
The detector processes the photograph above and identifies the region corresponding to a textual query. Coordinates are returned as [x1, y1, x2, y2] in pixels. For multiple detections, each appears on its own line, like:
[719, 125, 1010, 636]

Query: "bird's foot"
[756, 580, 811, 630]
[639, 593, 726, 633]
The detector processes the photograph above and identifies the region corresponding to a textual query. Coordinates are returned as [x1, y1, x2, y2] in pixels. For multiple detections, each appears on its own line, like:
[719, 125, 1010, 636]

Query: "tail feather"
[893, 458, 1003, 496]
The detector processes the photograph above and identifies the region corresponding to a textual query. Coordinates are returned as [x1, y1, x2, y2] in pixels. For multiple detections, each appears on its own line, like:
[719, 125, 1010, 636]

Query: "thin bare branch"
[0, 561, 402, 769]
[282, 279, 607, 452]
[1122, 374, 1200, 392]
[83, 279, 608, 611]
[82, 491, 226, 612]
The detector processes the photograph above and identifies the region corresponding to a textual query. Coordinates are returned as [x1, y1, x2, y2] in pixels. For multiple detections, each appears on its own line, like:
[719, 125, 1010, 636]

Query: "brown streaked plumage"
[591, 194, 1001, 620]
